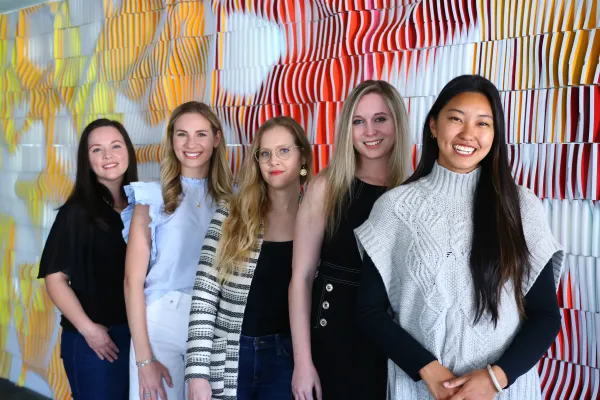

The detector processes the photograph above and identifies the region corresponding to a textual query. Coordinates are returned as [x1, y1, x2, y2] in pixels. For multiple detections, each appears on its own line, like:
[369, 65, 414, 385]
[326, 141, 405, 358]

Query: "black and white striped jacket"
[185, 201, 263, 400]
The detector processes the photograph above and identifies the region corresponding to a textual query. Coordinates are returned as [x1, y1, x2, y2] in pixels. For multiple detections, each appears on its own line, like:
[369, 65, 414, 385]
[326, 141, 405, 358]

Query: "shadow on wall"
[0, 379, 51, 400]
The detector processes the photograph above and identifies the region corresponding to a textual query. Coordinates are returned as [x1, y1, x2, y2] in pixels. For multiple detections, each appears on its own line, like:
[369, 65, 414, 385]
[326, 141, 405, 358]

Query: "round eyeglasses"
[254, 145, 301, 163]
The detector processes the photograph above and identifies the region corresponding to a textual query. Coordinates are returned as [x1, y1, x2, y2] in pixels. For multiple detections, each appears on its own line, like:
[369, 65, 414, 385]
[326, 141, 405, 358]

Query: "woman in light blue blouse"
[122, 102, 233, 400]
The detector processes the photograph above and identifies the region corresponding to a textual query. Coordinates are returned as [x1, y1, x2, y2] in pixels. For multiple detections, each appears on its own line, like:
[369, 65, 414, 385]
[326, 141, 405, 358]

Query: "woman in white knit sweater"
[355, 75, 564, 400]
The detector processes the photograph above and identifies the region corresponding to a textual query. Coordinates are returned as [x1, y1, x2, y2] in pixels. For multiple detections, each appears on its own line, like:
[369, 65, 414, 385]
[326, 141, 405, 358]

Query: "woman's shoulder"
[516, 185, 550, 229]
[55, 200, 89, 223]
[121, 181, 165, 245]
[362, 182, 426, 230]
[516, 186, 546, 219]
[517, 185, 542, 206]
[124, 181, 163, 207]
[305, 173, 328, 199]
[376, 182, 420, 208]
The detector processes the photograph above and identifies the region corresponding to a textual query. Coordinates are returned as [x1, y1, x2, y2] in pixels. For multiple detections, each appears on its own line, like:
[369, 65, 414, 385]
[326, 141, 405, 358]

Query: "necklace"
[181, 176, 207, 208]
[185, 187, 204, 208]
[102, 197, 125, 212]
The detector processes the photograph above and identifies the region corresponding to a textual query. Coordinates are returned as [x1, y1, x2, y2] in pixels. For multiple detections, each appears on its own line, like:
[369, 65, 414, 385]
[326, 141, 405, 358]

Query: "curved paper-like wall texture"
[0, 0, 598, 398]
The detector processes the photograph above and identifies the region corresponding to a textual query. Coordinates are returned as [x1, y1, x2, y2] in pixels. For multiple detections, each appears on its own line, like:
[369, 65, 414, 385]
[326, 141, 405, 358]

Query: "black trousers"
[311, 262, 387, 400]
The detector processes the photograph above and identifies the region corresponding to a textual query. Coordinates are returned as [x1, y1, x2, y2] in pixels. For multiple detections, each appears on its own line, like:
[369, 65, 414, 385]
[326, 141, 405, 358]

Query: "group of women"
[38, 75, 564, 400]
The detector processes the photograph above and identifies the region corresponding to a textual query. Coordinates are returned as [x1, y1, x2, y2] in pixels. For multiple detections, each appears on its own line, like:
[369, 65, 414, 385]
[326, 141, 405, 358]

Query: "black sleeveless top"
[241, 240, 294, 336]
[320, 178, 387, 267]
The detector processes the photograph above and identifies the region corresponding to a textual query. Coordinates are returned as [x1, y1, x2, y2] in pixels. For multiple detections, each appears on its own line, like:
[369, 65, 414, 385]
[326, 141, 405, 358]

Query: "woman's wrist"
[133, 342, 154, 363]
[136, 356, 156, 367]
[75, 318, 95, 335]
[491, 365, 508, 389]
[419, 360, 440, 380]
[293, 351, 314, 368]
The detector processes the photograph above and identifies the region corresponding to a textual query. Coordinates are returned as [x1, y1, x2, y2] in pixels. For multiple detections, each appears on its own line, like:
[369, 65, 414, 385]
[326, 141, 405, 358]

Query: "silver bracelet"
[487, 364, 503, 393]
[136, 356, 156, 368]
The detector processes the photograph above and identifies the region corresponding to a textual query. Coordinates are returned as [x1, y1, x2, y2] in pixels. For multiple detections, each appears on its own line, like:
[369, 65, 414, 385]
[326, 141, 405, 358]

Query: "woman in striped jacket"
[184, 116, 313, 400]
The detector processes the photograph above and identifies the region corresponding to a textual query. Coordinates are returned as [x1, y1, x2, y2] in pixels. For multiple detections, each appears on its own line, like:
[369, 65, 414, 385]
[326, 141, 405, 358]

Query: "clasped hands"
[420, 360, 507, 400]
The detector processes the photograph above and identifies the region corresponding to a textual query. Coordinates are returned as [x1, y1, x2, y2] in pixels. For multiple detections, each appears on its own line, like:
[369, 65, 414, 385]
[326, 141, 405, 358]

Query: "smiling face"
[351, 92, 396, 162]
[257, 125, 304, 190]
[430, 91, 495, 174]
[88, 126, 129, 187]
[171, 112, 221, 178]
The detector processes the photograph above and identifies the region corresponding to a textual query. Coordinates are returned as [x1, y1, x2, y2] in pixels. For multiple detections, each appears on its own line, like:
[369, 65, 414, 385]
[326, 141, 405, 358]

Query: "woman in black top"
[38, 119, 138, 400]
[186, 116, 313, 400]
[288, 80, 411, 400]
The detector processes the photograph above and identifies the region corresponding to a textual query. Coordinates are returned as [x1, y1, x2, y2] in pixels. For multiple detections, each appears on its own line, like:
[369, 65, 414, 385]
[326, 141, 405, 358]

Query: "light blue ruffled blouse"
[121, 176, 217, 306]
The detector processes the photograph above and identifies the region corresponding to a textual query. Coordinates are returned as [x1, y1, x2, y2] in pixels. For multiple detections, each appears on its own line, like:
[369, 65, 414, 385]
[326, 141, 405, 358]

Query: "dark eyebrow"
[89, 140, 124, 148]
[447, 108, 493, 119]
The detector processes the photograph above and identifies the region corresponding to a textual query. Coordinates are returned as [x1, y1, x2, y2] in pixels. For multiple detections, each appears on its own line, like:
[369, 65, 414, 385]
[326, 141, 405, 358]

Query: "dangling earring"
[300, 166, 307, 176]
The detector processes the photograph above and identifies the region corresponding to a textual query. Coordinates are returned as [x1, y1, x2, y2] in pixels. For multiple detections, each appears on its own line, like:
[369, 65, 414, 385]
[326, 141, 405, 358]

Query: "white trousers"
[130, 291, 192, 400]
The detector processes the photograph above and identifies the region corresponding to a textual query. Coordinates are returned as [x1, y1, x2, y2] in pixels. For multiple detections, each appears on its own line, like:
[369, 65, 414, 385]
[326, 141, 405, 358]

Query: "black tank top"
[319, 178, 386, 269]
[241, 240, 293, 336]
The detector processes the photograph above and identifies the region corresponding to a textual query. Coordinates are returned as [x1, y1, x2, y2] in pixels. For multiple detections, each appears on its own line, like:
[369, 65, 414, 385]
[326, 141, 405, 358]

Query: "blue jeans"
[237, 333, 294, 400]
[61, 323, 130, 400]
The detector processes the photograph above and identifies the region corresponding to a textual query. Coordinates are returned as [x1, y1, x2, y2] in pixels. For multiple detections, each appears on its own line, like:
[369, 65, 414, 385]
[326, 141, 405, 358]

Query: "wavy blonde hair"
[215, 116, 313, 281]
[323, 80, 410, 237]
[161, 101, 233, 214]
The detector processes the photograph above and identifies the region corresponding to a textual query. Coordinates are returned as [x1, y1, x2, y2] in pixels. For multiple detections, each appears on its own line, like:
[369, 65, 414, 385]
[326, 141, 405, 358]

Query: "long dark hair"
[65, 119, 138, 226]
[404, 75, 530, 326]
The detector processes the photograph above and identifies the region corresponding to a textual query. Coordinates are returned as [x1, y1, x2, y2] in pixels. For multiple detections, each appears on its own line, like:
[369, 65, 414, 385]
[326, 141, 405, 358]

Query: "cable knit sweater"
[355, 162, 564, 399]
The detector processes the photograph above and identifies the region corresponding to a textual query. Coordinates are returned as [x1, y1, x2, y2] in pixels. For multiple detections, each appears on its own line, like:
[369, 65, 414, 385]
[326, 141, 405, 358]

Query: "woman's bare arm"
[289, 175, 327, 400]
[124, 204, 153, 361]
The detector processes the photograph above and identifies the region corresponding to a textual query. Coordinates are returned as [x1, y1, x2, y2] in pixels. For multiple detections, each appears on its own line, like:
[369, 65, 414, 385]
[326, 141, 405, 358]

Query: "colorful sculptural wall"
[0, 0, 598, 398]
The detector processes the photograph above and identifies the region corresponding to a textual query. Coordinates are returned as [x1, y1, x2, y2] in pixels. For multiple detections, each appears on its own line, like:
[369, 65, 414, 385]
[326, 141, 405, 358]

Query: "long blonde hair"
[215, 116, 313, 280]
[323, 80, 410, 237]
[161, 101, 233, 214]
